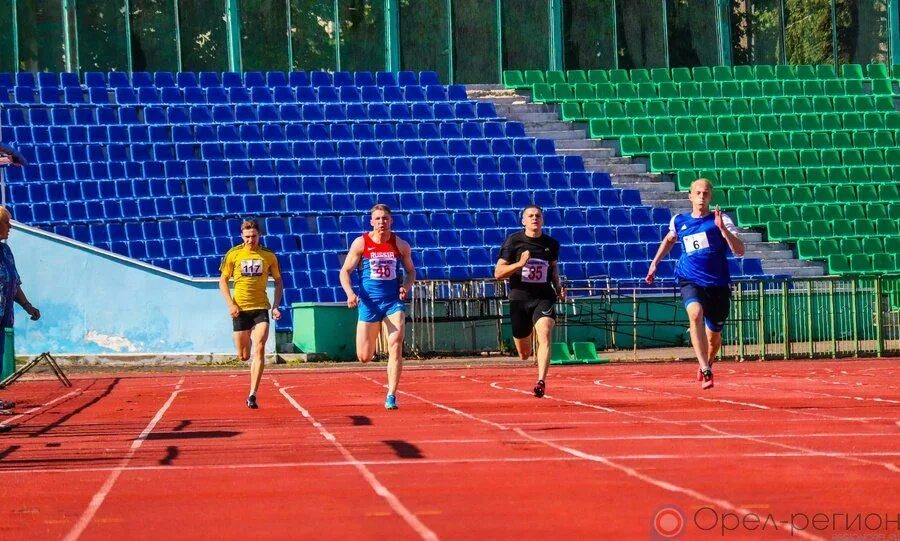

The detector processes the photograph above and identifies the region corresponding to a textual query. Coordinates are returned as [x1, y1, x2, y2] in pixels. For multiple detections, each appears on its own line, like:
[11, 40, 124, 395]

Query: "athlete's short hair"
[521, 204, 543, 218]
[241, 219, 259, 232]
[0, 206, 10, 222]
[370, 204, 392, 215]
[690, 178, 714, 192]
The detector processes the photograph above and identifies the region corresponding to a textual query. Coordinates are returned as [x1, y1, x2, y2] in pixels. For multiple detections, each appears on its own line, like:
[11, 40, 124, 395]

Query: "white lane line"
[365, 376, 826, 541]
[700, 424, 900, 474]
[63, 378, 184, 541]
[0, 389, 83, 429]
[487, 381, 686, 425]
[6, 451, 900, 476]
[275, 382, 439, 541]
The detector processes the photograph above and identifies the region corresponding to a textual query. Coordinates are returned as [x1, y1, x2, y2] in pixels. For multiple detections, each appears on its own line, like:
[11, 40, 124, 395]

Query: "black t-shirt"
[498, 231, 561, 301]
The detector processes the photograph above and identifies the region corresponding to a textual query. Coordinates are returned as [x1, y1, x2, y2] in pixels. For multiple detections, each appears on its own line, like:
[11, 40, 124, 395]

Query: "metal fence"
[404, 275, 900, 360]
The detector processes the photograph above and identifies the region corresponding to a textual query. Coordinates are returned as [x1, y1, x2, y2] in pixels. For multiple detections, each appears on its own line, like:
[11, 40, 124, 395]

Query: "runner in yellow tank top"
[219, 220, 283, 409]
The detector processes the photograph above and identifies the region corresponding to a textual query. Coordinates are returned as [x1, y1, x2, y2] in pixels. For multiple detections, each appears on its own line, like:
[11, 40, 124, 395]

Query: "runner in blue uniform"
[645, 179, 745, 389]
[339, 204, 416, 410]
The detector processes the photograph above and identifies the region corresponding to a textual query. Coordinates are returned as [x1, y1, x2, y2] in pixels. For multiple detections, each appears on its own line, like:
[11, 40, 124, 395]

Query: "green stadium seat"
[874, 96, 895, 111]
[630, 69, 651, 84]
[816, 64, 837, 79]
[825, 79, 847, 95]
[736, 207, 758, 226]
[812, 96, 833, 112]
[797, 239, 820, 259]
[856, 220, 877, 237]
[726, 134, 748, 150]
[889, 203, 900, 220]
[532, 83, 553, 102]
[617, 83, 639, 100]
[657, 82, 680, 98]
[667, 99, 688, 116]
[583, 101, 604, 119]
[841, 237, 864, 255]
[675, 117, 696, 133]
[731, 99, 751, 115]
[871, 79, 893, 94]
[800, 113, 823, 131]
[790, 132, 811, 149]
[605, 101, 625, 117]
[832, 218, 854, 237]
[647, 100, 667, 117]
[806, 166, 828, 182]
[842, 149, 864, 166]
[755, 65, 775, 80]
[546, 71, 567, 85]
[845, 203, 867, 220]
[841, 63, 864, 79]
[876, 218, 899, 236]
[868, 203, 889, 219]
[642, 135, 664, 153]
[768, 186, 789, 204]
[589, 119, 611, 138]
[795, 64, 816, 80]
[573, 83, 595, 100]
[650, 153, 672, 171]
[612, 118, 635, 136]
[651, 68, 671, 83]
[697, 117, 717, 133]
[828, 255, 850, 274]
[633, 118, 654, 135]
[680, 81, 700, 98]
[672, 152, 693, 169]
[714, 150, 735, 168]
[712, 65, 733, 81]
[867, 63, 889, 79]
[595, 82, 616, 99]
[692, 66, 713, 82]
[779, 150, 800, 168]
[637, 82, 657, 99]
[820, 238, 841, 257]
[733, 65, 754, 80]
[567, 70, 588, 84]
[845, 79, 865, 94]
[788, 221, 811, 238]
[717, 117, 738, 133]
[720, 169, 741, 187]
[778, 205, 809, 223]
[620, 136, 641, 156]
[852, 131, 874, 148]
[588, 69, 609, 84]
[796, 206, 818, 223]
[791, 186, 814, 204]
[653, 117, 676, 134]
[768, 221, 789, 240]
[553, 83, 575, 102]
[671, 67, 692, 83]
[775, 65, 797, 79]
[609, 69, 630, 84]
[810, 219, 832, 237]
[813, 186, 835, 203]
[810, 132, 832, 149]
[762, 80, 782, 96]
[871, 165, 892, 182]
[662, 134, 684, 151]
[722, 81, 742, 98]
[792, 97, 813, 113]
[873, 253, 894, 272]
[864, 112, 886, 130]
[803, 80, 824, 95]
[524, 70, 546, 85]
[503, 70, 525, 88]
[849, 254, 874, 274]
[783, 80, 804, 95]
[700, 81, 721, 97]
[560, 102, 583, 121]
[758, 205, 779, 223]
[779, 114, 800, 131]
[887, 236, 900, 252]
[831, 131, 852, 149]
[879, 184, 899, 201]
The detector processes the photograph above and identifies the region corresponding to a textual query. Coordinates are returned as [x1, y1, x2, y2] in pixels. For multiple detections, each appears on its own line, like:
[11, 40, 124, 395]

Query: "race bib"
[683, 232, 710, 254]
[369, 257, 397, 281]
[521, 259, 550, 283]
[240, 259, 264, 276]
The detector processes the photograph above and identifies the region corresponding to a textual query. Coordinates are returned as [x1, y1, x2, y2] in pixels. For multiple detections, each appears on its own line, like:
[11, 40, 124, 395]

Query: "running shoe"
[700, 368, 714, 390]
[246, 395, 258, 409]
[384, 394, 398, 410]
[0, 400, 14, 409]
[533, 380, 546, 398]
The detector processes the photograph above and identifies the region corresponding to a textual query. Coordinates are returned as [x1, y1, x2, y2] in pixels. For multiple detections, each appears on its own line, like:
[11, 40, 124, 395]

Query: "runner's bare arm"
[339, 236, 365, 307]
[398, 238, 416, 299]
[494, 251, 530, 280]
[645, 232, 677, 284]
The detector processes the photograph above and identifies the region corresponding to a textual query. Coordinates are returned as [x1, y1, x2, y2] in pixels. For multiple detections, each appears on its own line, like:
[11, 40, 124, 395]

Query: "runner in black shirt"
[495, 205, 565, 398]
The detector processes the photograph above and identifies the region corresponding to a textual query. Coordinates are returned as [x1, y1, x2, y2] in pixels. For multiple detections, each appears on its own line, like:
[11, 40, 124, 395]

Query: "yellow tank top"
[220, 245, 281, 311]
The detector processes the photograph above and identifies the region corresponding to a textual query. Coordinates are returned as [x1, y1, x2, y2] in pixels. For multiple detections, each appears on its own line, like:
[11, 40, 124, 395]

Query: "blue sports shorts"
[358, 297, 406, 323]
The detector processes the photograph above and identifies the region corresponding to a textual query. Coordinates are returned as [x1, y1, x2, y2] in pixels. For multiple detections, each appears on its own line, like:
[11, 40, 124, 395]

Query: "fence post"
[736, 282, 744, 361]
[829, 280, 837, 358]
[781, 280, 790, 360]
[851, 279, 859, 357]
[874, 277, 884, 357]
[806, 280, 814, 358]
[758, 281, 766, 360]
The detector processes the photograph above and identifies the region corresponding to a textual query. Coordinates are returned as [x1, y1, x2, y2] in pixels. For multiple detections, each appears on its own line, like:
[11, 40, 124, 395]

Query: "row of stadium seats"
[534, 79, 894, 103]
[2, 102, 500, 125]
[3, 120, 530, 145]
[2, 85, 469, 106]
[736, 203, 900, 226]
[622, 130, 900, 155]
[2, 70, 442, 90]
[504, 63, 900, 87]
[563, 96, 897, 121]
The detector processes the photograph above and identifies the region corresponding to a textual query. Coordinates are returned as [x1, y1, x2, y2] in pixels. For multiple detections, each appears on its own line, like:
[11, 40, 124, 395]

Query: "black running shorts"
[232, 309, 270, 332]
[509, 299, 557, 339]
[679, 283, 731, 332]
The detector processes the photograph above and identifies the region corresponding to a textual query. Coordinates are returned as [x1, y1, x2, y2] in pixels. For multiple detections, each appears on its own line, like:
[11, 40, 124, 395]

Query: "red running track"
[0, 359, 898, 540]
